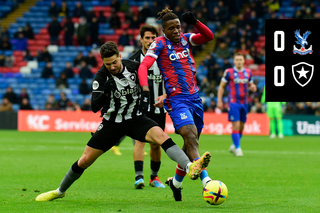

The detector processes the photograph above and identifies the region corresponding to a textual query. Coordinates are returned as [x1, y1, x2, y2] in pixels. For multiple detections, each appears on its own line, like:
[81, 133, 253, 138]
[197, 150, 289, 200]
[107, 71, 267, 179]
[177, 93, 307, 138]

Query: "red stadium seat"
[245, 59, 254, 66]
[15, 61, 27, 67]
[93, 6, 104, 12]
[72, 67, 79, 74]
[121, 23, 130, 29]
[103, 12, 111, 18]
[72, 17, 80, 23]
[11, 66, 20, 73]
[39, 28, 48, 34]
[258, 36, 265, 42]
[91, 67, 99, 74]
[115, 29, 124, 36]
[37, 40, 50, 46]
[28, 45, 43, 52]
[13, 51, 23, 57]
[14, 56, 23, 62]
[28, 40, 36, 45]
[131, 6, 139, 15]
[126, 29, 134, 35]
[259, 64, 265, 70]
[118, 45, 124, 51]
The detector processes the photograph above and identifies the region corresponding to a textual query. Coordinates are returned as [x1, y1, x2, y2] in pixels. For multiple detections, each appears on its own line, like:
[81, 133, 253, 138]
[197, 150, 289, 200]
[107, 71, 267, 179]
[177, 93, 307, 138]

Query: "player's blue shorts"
[228, 103, 248, 123]
[164, 93, 204, 134]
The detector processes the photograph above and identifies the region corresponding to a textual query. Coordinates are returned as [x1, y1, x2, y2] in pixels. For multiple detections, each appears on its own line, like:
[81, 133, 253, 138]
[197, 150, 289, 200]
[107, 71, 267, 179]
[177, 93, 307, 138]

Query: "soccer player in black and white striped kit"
[112, 25, 167, 189]
[35, 41, 211, 201]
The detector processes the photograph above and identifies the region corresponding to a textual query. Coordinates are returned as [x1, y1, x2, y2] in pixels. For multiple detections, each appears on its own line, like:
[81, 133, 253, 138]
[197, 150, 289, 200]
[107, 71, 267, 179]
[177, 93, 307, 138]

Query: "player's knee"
[135, 140, 146, 148]
[78, 156, 93, 169]
[146, 126, 169, 144]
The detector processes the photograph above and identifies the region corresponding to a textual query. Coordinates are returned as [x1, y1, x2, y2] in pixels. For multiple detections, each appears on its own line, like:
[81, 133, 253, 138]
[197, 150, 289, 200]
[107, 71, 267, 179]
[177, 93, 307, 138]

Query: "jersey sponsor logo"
[92, 80, 99, 90]
[169, 48, 190, 61]
[148, 73, 162, 83]
[233, 78, 248, 84]
[113, 86, 140, 98]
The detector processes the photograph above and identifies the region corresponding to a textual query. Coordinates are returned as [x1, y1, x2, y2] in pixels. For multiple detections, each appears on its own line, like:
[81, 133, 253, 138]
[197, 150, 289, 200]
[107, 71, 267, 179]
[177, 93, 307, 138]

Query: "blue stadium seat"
[12, 104, 20, 111]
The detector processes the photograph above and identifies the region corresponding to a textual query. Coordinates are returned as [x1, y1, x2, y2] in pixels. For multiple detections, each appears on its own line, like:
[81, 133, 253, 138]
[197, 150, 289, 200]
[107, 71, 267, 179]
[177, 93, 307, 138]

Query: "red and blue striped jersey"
[222, 67, 253, 104]
[145, 33, 198, 98]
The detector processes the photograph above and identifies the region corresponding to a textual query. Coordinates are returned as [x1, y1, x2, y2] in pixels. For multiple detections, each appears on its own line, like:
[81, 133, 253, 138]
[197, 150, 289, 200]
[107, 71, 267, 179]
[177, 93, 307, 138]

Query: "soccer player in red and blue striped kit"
[217, 53, 257, 157]
[138, 8, 214, 201]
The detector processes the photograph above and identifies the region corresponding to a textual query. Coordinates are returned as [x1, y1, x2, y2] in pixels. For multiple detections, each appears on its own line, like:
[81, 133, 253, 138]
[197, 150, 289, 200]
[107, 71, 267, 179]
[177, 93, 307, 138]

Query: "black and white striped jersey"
[129, 49, 166, 114]
[91, 59, 142, 123]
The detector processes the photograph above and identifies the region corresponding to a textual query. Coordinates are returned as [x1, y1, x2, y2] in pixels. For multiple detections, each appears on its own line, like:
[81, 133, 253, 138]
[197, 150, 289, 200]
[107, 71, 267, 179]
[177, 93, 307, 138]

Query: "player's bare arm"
[217, 81, 227, 110]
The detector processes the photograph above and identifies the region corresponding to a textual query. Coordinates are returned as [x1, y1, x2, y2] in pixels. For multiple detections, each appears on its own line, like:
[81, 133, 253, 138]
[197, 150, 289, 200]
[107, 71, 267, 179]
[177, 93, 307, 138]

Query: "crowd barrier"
[17, 111, 270, 135]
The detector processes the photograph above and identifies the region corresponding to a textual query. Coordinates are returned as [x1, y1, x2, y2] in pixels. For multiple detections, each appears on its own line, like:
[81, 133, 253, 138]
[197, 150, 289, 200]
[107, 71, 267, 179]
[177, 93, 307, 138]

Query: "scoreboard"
[265, 19, 319, 101]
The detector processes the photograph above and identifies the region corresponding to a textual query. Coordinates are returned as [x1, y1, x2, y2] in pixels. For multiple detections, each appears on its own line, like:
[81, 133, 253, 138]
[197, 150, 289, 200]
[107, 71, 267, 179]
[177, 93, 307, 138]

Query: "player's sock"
[200, 168, 211, 187]
[270, 118, 276, 135]
[232, 130, 240, 149]
[150, 161, 161, 180]
[58, 160, 84, 194]
[239, 130, 243, 139]
[160, 138, 190, 171]
[277, 118, 284, 136]
[134, 161, 143, 179]
[173, 164, 186, 188]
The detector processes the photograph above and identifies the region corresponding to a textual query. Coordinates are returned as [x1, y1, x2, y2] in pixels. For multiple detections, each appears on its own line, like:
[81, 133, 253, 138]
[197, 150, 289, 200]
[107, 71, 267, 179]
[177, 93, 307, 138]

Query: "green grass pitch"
[1, 130, 320, 212]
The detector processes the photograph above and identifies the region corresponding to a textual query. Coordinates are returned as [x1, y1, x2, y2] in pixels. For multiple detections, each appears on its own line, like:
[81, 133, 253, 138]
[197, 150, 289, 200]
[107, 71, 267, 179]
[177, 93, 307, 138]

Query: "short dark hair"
[156, 8, 179, 27]
[100, 41, 119, 59]
[140, 24, 159, 38]
[234, 53, 245, 59]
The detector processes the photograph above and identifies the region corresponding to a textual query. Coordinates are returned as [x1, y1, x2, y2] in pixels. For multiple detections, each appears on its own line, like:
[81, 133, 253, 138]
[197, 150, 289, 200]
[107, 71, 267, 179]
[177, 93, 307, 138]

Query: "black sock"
[150, 161, 161, 180]
[134, 161, 143, 180]
[160, 138, 175, 152]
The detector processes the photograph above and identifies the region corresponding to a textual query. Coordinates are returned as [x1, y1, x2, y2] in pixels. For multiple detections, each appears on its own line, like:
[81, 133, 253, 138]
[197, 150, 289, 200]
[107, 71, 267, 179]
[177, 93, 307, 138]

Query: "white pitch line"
[1, 145, 320, 156]
[205, 149, 320, 156]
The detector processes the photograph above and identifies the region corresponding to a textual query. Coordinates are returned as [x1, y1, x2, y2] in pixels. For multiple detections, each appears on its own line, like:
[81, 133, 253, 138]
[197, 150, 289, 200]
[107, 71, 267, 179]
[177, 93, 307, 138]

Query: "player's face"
[141, 31, 157, 53]
[233, 55, 245, 69]
[163, 19, 181, 43]
[103, 54, 122, 75]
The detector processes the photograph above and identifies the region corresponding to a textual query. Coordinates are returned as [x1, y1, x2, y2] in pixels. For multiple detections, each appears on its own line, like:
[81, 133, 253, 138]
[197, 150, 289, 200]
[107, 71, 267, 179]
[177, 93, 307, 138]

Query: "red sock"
[175, 164, 186, 181]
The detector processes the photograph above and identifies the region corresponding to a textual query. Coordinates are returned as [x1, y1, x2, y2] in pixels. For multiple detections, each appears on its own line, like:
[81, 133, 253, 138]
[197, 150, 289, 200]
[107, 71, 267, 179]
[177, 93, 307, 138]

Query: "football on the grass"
[203, 180, 228, 205]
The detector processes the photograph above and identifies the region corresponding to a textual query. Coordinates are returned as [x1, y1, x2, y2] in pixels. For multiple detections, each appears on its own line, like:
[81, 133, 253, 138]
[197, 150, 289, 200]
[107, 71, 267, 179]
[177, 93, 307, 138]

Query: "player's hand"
[139, 91, 150, 114]
[249, 83, 257, 92]
[103, 78, 116, 95]
[154, 94, 166, 108]
[181, 11, 198, 25]
[217, 100, 224, 110]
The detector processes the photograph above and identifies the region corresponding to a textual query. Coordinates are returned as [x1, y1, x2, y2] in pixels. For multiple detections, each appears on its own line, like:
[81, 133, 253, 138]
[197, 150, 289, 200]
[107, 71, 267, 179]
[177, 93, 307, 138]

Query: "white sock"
[173, 178, 182, 188]
[56, 188, 64, 195]
[185, 162, 191, 174]
[202, 177, 211, 187]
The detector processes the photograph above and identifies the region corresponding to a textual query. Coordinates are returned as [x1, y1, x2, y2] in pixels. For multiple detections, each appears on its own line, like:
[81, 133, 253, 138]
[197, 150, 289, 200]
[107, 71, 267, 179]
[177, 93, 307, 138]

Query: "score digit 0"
[274, 31, 285, 51]
[273, 31, 285, 86]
